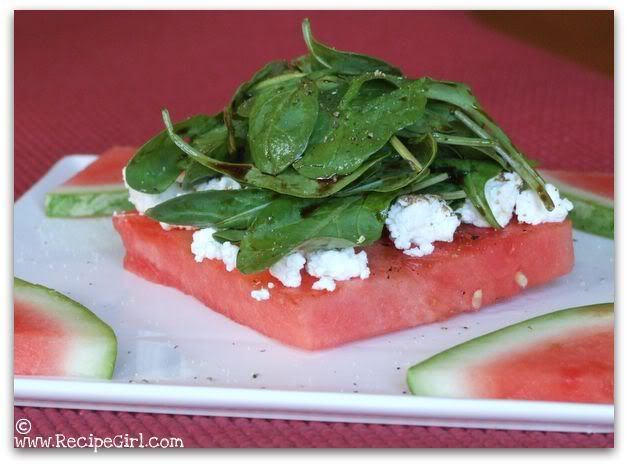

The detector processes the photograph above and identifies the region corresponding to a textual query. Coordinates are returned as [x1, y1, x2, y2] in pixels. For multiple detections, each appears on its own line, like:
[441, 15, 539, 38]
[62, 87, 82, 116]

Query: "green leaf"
[341, 135, 437, 196]
[145, 189, 278, 230]
[237, 191, 395, 273]
[435, 158, 502, 228]
[248, 78, 319, 174]
[213, 229, 247, 243]
[225, 60, 292, 153]
[163, 108, 393, 198]
[125, 114, 219, 194]
[293, 77, 427, 179]
[423, 78, 554, 210]
[302, 18, 402, 76]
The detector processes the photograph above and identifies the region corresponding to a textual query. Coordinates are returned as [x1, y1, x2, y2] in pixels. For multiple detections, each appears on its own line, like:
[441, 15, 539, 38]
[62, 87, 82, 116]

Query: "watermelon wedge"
[540, 169, 614, 238]
[113, 212, 574, 350]
[407, 303, 614, 404]
[45, 146, 135, 217]
[14, 277, 117, 378]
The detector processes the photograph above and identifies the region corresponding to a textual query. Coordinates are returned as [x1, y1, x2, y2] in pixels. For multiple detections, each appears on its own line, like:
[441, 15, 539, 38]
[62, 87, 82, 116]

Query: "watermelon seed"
[515, 272, 528, 288]
[472, 289, 483, 310]
[252, 373, 260, 379]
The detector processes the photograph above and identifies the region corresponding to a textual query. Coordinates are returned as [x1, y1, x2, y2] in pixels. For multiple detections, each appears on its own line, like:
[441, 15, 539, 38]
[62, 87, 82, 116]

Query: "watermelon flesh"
[14, 277, 117, 378]
[540, 169, 614, 238]
[113, 212, 574, 350]
[407, 303, 613, 404]
[45, 146, 135, 217]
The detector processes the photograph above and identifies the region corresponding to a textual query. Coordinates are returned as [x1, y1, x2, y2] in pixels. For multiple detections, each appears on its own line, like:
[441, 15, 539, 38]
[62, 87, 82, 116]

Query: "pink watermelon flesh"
[113, 212, 574, 350]
[45, 146, 135, 217]
[407, 304, 613, 404]
[14, 277, 117, 378]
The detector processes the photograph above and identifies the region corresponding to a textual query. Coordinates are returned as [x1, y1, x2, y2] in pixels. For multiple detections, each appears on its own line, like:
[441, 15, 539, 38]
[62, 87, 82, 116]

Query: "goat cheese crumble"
[305, 248, 370, 292]
[457, 172, 523, 227]
[251, 288, 271, 301]
[516, 183, 573, 225]
[385, 194, 461, 257]
[190, 227, 239, 272]
[269, 252, 306, 288]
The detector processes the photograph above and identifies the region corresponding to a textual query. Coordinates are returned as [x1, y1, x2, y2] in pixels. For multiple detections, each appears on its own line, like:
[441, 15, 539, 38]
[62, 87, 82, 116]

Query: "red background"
[14, 10, 613, 448]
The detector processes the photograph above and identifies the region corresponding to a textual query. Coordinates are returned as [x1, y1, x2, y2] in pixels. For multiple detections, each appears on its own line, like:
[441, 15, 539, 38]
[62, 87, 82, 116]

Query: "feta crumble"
[123, 168, 187, 215]
[251, 288, 270, 301]
[515, 183, 573, 225]
[457, 172, 523, 227]
[190, 227, 239, 272]
[386, 194, 461, 257]
[269, 252, 306, 288]
[195, 176, 242, 192]
[305, 248, 370, 292]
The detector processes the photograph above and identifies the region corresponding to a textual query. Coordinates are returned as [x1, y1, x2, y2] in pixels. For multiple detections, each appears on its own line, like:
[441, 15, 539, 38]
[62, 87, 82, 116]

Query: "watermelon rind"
[14, 277, 118, 379]
[407, 303, 614, 398]
[45, 184, 133, 218]
[540, 170, 614, 239]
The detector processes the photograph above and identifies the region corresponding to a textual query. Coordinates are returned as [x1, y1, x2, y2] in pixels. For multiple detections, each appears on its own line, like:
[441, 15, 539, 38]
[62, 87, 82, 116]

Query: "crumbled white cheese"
[195, 176, 241, 191]
[305, 248, 370, 291]
[123, 168, 188, 215]
[269, 252, 306, 288]
[190, 227, 239, 272]
[311, 276, 337, 292]
[386, 194, 460, 257]
[515, 183, 573, 225]
[457, 172, 523, 227]
[251, 288, 270, 301]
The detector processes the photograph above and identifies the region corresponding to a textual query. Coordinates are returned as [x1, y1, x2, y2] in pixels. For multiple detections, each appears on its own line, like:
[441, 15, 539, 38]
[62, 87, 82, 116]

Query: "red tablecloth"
[14, 10, 613, 448]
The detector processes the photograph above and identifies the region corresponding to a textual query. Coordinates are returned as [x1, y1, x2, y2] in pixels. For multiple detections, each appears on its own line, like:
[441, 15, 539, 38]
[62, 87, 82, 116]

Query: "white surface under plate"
[14, 156, 615, 432]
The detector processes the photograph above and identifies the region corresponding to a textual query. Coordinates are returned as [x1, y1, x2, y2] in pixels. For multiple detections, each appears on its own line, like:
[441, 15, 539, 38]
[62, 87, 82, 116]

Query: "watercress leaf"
[248, 78, 319, 175]
[144, 189, 278, 230]
[237, 191, 395, 273]
[293, 78, 427, 179]
[125, 114, 219, 194]
[302, 18, 402, 76]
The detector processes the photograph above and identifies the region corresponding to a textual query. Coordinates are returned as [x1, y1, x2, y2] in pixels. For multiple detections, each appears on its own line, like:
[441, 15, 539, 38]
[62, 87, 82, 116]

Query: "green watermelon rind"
[14, 277, 118, 379]
[406, 303, 614, 398]
[45, 184, 133, 218]
[540, 171, 614, 239]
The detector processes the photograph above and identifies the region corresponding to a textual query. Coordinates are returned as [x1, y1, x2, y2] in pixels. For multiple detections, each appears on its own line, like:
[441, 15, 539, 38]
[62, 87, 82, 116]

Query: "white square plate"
[14, 156, 614, 432]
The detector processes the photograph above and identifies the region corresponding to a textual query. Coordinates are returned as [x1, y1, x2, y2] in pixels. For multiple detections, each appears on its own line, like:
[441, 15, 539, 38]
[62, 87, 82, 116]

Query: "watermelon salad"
[106, 19, 583, 349]
[407, 303, 614, 404]
[45, 146, 135, 217]
[14, 277, 117, 378]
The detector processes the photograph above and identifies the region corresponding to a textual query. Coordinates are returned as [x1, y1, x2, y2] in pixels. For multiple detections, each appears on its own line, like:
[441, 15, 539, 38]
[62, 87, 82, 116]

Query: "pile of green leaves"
[125, 19, 553, 274]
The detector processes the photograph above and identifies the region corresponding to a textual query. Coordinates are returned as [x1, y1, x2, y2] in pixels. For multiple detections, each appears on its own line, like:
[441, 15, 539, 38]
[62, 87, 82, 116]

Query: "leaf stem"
[249, 72, 306, 93]
[437, 190, 467, 201]
[431, 132, 496, 148]
[390, 136, 423, 172]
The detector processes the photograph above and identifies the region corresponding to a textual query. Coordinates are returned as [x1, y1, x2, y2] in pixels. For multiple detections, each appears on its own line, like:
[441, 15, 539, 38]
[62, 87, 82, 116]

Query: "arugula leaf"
[434, 158, 503, 228]
[293, 77, 427, 179]
[237, 192, 396, 273]
[302, 19, 402, 76]
[225, 61, 292, 153]
[125, 114, 219, 194]
[163, 109, 393, 198]
[248, 78, 319, 175]
[423, 78, 554, 210]
[145, 189, 277, 229]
